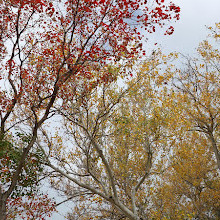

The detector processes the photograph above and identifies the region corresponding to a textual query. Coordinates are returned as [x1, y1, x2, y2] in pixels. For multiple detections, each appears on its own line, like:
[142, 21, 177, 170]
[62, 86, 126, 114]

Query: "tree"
[45, 23, 220, 219]
[40, 52, 176, 219]
[149, 23, 220, 219]
[0, 0, 180, 218]
[173, 22, 220, 170]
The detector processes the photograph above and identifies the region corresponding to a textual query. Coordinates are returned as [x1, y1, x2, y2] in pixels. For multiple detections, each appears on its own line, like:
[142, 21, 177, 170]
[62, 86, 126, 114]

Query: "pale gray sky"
[48, 1, 220, 219]
[147, 0, 220, 54]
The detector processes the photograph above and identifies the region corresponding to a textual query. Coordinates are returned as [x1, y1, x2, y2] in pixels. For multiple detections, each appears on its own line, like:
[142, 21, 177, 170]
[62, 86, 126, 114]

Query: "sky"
[147, 0, 220, 55]
[49, 0, 220, 219]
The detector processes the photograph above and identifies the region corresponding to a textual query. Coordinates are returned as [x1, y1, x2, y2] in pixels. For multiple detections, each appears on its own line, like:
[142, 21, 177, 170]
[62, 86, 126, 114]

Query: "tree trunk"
[0, 194, 7, 220]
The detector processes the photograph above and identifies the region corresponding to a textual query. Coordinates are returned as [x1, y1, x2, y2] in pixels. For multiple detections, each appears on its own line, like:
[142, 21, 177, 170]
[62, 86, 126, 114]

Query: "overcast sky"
[49, 1, 220, 219]
[147, 0, 220, 55]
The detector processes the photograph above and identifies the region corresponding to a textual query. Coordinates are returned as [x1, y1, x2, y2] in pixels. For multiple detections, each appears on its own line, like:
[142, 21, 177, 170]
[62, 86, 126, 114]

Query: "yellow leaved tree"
[41, 52, 177, 220]
[150, 23, 220, 219]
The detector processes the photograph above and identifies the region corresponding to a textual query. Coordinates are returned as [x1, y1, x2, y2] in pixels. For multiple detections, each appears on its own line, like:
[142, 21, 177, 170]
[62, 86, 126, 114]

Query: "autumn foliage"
[0, 0, 181, 218]
[49, 24, 220, 219]
[1, 0, 220, 218]
[1, 0, 219, 218]
[6, 194, 56, 220]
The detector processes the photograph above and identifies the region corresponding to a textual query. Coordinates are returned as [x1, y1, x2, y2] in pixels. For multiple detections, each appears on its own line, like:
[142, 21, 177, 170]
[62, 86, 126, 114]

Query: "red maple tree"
[0, 0, 180, 218]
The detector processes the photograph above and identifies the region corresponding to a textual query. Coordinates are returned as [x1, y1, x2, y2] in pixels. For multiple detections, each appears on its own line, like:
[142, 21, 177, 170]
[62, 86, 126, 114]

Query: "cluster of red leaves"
[0, 0, 180, 112]
[6, 194, 56, 220]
